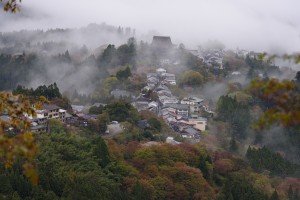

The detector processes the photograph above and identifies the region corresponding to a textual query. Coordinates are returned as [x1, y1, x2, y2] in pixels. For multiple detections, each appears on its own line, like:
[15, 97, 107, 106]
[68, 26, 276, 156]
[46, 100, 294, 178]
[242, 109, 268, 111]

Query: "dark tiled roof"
[152, 36, 173, 48]
[0, 115, 10, 122]
[163, 103, 189, 110]
[31, 125, 47, 130]
[183, 127, 199, 135]
[42, 104, 60, 111]
[135, 95, 151, 102]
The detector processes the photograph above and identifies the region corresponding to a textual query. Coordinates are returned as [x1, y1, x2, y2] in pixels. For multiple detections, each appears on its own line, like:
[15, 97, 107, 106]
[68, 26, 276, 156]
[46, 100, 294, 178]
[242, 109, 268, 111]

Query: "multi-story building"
[181, 97, 204, 113]
[28, 104, 66, 125]
[163, 103, 189, 118]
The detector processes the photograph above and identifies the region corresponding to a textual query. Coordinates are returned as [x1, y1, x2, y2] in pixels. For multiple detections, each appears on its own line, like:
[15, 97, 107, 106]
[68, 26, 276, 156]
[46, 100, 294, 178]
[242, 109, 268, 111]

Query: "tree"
[0, 92, 38, 183]
[249, 78, 300, 129]
[270, 190, 279, 200]
[217, 95, 251, 139]
[229, 136, 238, 152]
[179, 70, 204, 87]
[97, 112, 110, 133]
[147, 117, 162, 132]
[104, 100, 139, 123]
[89, 105, 104, 115]
[116, 66, 132, 81]
[296, 71, 300, 82]
[288, 185, 293, 200]
[1, 0, 21, 12]
[93, 137, 110, 168]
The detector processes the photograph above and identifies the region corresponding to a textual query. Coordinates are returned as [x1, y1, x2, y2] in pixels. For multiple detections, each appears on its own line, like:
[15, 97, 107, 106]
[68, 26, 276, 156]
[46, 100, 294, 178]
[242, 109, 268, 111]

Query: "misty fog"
[1, 0, 300, 54]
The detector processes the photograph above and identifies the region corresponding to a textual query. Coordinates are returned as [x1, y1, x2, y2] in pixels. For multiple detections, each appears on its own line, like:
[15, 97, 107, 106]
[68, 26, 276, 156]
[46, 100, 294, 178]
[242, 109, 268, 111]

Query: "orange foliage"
[214, 159, 234, 175]
[277, 177, 300, 192]
[249, 79, 300, 129]
[0, 92, 40, 184]
[1, 0, 21, 12]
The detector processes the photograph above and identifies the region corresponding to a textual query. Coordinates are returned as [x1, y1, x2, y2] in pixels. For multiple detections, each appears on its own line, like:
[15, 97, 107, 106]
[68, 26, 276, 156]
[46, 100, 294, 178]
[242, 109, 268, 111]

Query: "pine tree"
[94, 137, 110, 168]
[229, 135, 238, 152]
[293, 189, 299, 200]
[270, 190, 279, 200]
[288, 185, 293, 200]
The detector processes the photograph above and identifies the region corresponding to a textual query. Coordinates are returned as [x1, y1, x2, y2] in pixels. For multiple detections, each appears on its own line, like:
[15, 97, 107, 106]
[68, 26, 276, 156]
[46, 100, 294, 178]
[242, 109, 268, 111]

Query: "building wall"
[185, 119, 207, 131]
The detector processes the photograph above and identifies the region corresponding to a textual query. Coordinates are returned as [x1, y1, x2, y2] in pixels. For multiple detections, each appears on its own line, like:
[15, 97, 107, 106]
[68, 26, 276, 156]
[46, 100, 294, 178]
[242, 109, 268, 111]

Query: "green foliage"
[245, 56, 280, 80]
[98, 40, 136, 68]
[93, 137, 110, 168]
[13, 83, 62, 100]
[246, 146, 300, 176]
[104, 100, 139, 123]
[217, 95, 251, 139]
[97, 112, 110, 133]
[249, 78, 300, 130]
[116, 66, 132, 81]
[198, 154, 213, 181]
[179, 70, 204, 87]
[89, 105, 104, 115]
[270, 190, 279, 200]
[35, 133, 123, 199]
[98, 44, 117, 67]
[48, 119, 65, 134]
[229, 136, 238, 152]
[287, 185, 300, 200]
[147, 117, 162, 132]
[218, 176, 268, 200]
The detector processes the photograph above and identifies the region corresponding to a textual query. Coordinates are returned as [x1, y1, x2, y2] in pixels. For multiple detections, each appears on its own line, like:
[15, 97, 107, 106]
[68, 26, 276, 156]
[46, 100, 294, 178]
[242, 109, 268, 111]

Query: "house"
[147, 77, 159, 87]
[235, 48, 249, 58]
[156, 68, 167, 75]
[160, 59, 171, 65]
[151, 36, 173, 50]
[132, 95, 151, 111]
[28, 104, 66, 125]
[148, 101, 158, 108]
[159, 95, 178, 105]
[82, 114, 98, 121]
[181, 97, 204, 105]
[31, 124, 47, 133]
[161, 73, 176, 85]
[65, 112, 75, 124]
[71, 105, 85, 114]
[155, 84, 170, 92]
[181, 127, 200, 139]
[59, 109, 67, 122]
[147, 73, 158, 79]
[189, 50, 199, 57]
[148, 101, 159, 113]
[180, 117, 207, 131]
[181, 97, 204, 113]
[231, 71, 241, 76]
[157, 89, 172, 97]
[92, 102, 107, 107]
[163, 103, 189, 118]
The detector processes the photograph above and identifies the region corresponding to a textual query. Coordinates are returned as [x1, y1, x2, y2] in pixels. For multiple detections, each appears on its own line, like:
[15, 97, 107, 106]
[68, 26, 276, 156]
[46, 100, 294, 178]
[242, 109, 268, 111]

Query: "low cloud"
[0, 0, 299, 53]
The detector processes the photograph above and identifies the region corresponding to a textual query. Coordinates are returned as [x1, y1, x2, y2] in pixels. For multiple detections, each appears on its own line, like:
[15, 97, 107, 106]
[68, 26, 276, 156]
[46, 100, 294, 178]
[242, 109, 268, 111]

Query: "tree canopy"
[0, 92, 39, 183]
[1, 0, 21, 12]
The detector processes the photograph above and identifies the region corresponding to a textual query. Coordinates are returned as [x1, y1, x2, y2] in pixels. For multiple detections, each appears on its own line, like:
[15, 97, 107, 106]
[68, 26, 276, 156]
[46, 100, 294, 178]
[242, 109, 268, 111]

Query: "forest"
[0, 19, 299, 200]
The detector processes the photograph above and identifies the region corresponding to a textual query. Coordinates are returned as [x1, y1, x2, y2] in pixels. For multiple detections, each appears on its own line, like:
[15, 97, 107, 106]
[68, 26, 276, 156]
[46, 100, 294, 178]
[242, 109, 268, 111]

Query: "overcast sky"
[1, 0, 300, 53]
